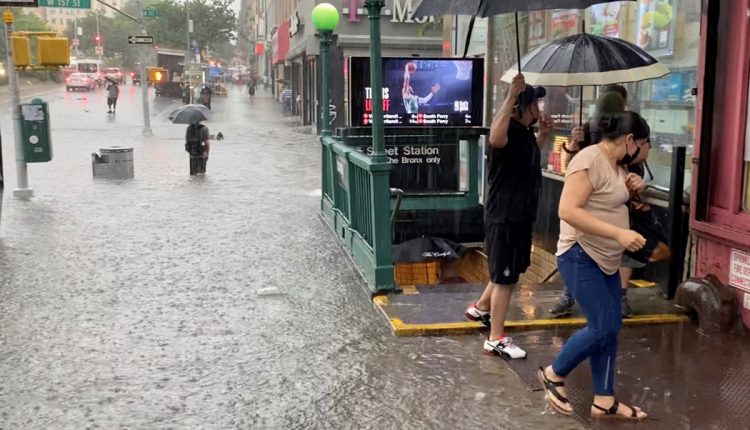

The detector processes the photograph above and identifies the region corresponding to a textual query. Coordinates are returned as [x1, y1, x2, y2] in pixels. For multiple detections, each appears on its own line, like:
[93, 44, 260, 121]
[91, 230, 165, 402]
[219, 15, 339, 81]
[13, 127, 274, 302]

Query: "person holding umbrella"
[185, 120, 210, 175]
[105, 77, 120, 114]
[538, 111, 649, 420]
[168, 104, 212, 176]
[464, 74, 553, 359]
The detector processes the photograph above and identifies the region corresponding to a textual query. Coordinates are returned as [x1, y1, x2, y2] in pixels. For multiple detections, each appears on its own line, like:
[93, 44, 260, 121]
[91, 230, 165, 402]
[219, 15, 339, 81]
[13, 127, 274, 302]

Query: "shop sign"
[589, 3, 622, 38]
[636, 0, 677, 57]
[290, 12, 302, 38]
[342, 0, 435, 24]
[730, 249, 750, 293]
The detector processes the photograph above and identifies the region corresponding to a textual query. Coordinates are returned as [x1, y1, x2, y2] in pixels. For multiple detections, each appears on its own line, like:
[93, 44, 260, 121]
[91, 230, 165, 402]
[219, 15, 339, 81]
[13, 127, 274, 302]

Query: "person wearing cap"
[464, 74, 554, 359]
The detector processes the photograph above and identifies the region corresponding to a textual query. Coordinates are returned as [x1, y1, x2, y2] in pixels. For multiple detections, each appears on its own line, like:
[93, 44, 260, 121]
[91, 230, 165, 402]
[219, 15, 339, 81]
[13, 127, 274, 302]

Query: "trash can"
[92, 146, 134, 179]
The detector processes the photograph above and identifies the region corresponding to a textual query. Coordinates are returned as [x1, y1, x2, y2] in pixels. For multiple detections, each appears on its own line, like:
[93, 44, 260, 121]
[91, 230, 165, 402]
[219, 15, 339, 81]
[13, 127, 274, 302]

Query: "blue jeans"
[552, 244, 622, 395]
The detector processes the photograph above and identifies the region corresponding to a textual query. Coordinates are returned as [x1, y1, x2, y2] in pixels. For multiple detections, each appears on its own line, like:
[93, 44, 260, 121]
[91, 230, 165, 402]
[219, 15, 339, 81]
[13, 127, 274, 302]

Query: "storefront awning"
[272, 21, 291, 65]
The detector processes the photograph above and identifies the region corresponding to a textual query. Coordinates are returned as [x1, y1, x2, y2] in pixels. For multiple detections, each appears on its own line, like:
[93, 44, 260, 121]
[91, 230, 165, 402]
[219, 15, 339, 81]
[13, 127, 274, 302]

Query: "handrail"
[390, 188, 404, 242]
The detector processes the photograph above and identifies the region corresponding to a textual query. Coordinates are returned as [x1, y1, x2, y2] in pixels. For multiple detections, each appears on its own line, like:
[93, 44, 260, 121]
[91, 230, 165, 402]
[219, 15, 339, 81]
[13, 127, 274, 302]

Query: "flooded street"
[0, 86, 575, 429]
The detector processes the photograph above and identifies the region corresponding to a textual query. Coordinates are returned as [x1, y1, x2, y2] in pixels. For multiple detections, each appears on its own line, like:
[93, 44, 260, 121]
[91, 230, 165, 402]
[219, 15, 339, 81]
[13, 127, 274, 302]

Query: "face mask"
[619, 139, 641, 165]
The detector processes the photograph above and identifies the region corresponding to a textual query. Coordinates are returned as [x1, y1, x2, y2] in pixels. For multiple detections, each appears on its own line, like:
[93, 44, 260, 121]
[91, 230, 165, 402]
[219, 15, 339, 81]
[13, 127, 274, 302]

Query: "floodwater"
[0, 86, 575, 429]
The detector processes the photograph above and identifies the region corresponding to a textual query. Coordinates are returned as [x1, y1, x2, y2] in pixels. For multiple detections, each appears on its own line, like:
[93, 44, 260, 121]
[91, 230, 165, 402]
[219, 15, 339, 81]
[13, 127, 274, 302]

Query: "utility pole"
[3, 9, 32, 199]
[185, 7, 192, 103]
[74, 16, 79, 58]
[134, 0, 152, 135]
[95, 12, 102, 63]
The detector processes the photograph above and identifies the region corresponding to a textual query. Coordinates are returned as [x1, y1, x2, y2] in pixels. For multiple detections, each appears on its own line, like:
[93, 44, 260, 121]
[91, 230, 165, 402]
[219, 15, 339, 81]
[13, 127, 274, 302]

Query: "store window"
[488, 0, 700, 192]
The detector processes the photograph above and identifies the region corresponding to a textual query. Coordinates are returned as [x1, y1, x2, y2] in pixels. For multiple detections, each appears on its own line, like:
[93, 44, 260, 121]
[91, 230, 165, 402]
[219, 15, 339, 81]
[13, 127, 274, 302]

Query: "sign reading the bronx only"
[362, 143, 459, 192]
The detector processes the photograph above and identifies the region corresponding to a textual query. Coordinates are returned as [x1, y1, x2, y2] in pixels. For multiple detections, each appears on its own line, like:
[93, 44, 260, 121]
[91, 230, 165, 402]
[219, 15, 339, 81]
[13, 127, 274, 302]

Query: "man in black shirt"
[465, 74, 553, 359]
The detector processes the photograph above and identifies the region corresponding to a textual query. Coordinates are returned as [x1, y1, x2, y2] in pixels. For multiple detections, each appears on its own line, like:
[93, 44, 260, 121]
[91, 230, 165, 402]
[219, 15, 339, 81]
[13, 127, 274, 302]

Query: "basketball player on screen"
[402, 62, 440, 114]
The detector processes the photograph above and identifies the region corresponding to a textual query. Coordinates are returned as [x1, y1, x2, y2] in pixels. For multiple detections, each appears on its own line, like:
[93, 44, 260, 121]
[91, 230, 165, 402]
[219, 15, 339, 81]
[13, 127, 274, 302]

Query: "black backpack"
[185, 124, 204, 156]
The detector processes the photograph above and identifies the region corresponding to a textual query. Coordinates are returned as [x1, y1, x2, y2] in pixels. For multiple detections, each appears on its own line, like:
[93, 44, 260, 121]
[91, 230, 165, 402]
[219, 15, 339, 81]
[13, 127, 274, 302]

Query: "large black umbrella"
[414, 0, 635, 62]
[500, 33, 669, 123]
[393, 236, 467, 263]
[168, 104, 212, 124]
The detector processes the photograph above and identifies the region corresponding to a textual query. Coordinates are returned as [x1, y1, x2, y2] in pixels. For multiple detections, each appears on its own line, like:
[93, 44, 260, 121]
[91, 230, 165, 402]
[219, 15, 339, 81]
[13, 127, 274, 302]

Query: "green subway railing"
[320, 135, 395, 293]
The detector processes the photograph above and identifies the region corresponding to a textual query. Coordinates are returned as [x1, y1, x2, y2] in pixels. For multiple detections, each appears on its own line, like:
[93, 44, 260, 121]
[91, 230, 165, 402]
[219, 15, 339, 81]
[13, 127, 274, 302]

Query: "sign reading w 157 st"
[128, 35, 154, 45]
[0, 0, 38, 7]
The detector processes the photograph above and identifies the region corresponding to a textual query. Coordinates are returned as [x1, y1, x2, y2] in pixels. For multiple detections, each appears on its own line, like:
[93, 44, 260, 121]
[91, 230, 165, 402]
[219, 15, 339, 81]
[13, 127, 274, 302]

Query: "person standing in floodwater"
[185, 121, 210, 175]
[463, 74, 553, 359]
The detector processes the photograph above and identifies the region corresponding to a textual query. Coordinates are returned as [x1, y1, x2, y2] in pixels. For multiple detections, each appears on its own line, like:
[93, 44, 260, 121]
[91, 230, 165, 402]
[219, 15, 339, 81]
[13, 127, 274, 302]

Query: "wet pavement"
[0, 86, 579, 429]
[506, 325, 750, 430]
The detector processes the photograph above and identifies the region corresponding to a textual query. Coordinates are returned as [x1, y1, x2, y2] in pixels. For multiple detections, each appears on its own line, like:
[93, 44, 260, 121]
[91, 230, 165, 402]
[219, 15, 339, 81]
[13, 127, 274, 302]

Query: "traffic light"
[147, 67, 167, 83]
[37, 37, 70, 66]
[95, 35, 101, 43]
[11, 36, 31, 68]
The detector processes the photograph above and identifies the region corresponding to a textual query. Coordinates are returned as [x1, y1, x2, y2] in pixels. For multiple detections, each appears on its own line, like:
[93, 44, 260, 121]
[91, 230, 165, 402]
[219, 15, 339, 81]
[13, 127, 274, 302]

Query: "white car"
[66, 73, 97, 92]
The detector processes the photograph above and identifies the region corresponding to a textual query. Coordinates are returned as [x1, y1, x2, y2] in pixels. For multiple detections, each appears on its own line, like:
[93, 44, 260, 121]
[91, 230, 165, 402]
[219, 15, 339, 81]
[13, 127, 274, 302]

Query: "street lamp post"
[311, 3, 339, 137]
[364, 0, 386, 162]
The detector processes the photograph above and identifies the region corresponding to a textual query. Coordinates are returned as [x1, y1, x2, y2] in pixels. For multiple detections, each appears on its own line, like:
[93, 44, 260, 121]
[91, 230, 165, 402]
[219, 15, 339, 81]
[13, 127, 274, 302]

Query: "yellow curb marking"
[629, 279, 657, 288]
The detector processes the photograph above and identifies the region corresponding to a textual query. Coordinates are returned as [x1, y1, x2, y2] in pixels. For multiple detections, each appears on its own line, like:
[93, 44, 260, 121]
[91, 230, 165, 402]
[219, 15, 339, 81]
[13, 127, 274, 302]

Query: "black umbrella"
[393, 236, 467, 263]
[414, 0, 635, 63]
[168, 104, 211, 124]
[104, 76, 119, 84]
[500, 33, 669, 124]
[501, 33, 669, 86]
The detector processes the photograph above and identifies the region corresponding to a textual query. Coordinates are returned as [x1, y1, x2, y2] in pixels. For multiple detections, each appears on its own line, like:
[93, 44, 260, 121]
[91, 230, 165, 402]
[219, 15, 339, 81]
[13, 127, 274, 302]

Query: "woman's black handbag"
[624, 201, 671, 264]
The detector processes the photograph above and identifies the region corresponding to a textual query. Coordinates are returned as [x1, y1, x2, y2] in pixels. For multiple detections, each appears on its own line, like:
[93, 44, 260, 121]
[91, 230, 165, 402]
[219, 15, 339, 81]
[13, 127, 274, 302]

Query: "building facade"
[30, 1, 123, 34]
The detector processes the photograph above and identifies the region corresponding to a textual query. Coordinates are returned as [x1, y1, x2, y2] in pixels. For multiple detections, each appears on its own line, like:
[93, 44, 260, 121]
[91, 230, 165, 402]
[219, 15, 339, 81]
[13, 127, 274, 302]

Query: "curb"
[372, 296, 690, 337]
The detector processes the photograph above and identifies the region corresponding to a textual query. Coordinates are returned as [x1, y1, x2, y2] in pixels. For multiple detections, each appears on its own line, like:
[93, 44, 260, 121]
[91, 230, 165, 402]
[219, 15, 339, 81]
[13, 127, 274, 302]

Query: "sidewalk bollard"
[92, 146, 134, 179]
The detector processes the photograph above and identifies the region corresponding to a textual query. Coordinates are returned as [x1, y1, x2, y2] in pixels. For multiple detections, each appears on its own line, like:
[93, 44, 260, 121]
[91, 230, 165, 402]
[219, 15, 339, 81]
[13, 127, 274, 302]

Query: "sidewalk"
[374, 282, 687, 336]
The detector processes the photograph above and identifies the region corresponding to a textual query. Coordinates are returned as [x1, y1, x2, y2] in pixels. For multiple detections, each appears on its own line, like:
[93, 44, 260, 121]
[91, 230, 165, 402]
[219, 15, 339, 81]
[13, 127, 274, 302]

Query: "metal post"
[4, 10, 32, 199]
[185, 8, 192, 104]
[319, 31, 333, 137]
[95, 12, 102, 63]
[134, 0, 152, 135]
[364, 0, 386, 162]
[74, 16, 79, 58]
[666, 146, 687, 299]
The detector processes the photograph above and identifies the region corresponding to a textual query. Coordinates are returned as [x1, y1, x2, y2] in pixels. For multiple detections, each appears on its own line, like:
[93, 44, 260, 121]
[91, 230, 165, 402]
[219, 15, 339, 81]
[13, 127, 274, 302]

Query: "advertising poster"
[589, 3, 622, 37]
[551, 9, 580, 38]
[528, 11, 547, 49]
[637, 0, 678, 56]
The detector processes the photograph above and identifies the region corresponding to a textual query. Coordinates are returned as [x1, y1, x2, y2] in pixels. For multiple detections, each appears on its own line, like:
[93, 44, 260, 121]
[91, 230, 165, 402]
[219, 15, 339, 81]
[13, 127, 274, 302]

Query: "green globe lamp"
[312, 3, 340, 136]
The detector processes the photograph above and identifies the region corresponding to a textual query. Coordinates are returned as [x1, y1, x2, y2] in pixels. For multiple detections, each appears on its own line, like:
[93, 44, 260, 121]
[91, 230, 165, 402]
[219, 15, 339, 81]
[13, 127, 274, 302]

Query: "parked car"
[103, 67, 125, 84]
[130, 71, 141, 85]
[66, 72, 97, 91]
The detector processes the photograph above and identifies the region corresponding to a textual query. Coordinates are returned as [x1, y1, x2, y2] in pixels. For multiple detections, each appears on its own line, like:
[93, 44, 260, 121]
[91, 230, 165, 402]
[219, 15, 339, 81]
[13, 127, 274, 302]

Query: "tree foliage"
[61, 0, 236, 68]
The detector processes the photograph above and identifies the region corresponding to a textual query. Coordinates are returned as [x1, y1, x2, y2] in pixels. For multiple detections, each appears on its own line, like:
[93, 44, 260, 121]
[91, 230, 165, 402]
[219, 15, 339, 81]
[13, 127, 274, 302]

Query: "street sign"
[38, 0, 91, 9]
[0, 0, 38, 6]
[142, 9, 160, 17]
[128, 35, 154, 45]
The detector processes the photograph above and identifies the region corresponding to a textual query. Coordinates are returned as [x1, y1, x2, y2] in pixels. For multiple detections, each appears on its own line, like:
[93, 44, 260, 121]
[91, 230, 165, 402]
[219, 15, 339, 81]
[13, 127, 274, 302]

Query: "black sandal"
[537, 367, 572, 416]
[592, 400, 647, 420]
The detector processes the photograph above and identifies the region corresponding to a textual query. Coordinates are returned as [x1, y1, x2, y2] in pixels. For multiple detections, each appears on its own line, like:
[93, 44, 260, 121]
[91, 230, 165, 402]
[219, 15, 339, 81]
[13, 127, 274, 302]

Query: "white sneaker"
[484, 336, 527, 359]
[464, 303, 491, 327]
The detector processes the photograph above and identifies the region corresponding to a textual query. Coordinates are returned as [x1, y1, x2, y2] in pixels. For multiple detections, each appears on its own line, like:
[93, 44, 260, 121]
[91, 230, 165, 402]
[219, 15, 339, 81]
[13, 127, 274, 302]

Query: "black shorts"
[486, 221, 533, 285]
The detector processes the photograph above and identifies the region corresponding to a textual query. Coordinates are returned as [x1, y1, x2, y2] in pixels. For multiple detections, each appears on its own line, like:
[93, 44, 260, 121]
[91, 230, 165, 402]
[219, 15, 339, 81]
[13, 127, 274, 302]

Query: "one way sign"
[128, 35, 154, 45]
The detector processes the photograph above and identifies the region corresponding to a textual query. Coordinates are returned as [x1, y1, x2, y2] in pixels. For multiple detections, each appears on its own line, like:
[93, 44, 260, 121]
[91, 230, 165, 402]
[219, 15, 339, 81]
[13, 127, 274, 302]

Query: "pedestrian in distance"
[185, 121, 210, 176]
[247, 78, 256, 100]
[106, 80, 120, 114]
[538, 111, 649, 421]
[463, 74, 554, 359]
